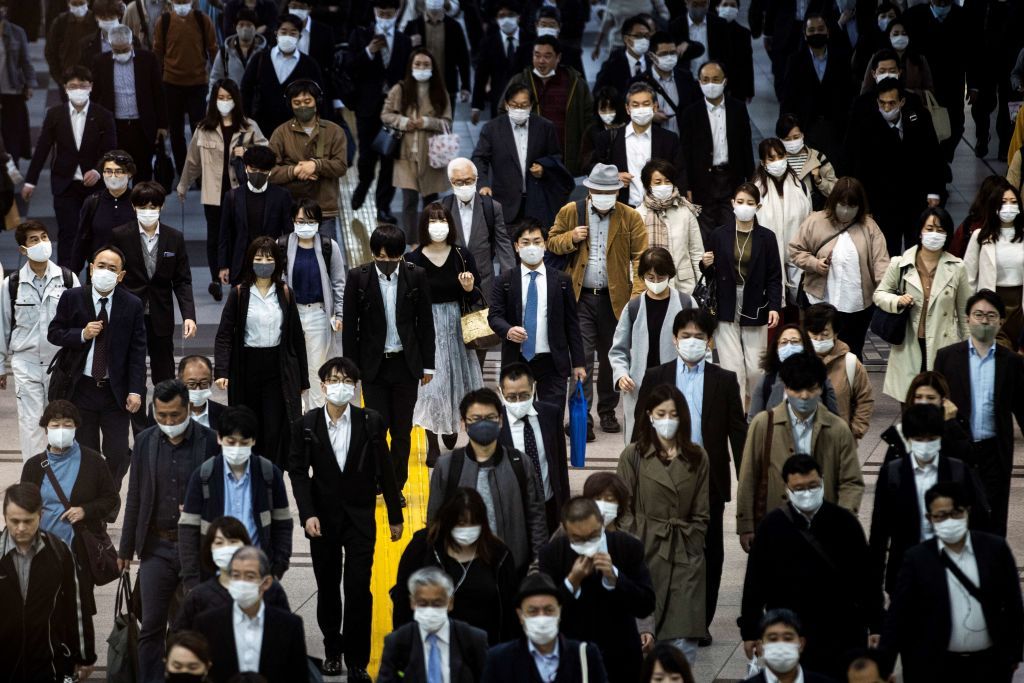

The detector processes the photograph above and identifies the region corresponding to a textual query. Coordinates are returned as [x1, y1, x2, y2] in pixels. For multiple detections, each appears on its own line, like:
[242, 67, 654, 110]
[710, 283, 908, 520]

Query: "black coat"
[91, 49, 168, 143]
[589, 124, 684, 205]
[593, 47, 649, 97]
[678, 96, 754, 198]
[194, 603, 307, 683]
[747, 0, 837, 55]
[880, 418, 972, 465]
[881, 532, 1024, 681]
[346, 25, 413, 118]
[240, 48, 325, 134]
[780, 43, 855, 142]
[487, 265, 585, 379]
[218, 183, 293, 282]
[633, 65, 702, 122]
[481, 636, 608, 683]
[742, 671, 836, 683]
[700, 222, 783, 326]
[379, 620, 490, 683]
[668, 13, 754, 100]
[341, 261, 436, 383]
[471, 27, 536, 114]
[25, 102, 117, 195]
[499, 400, 570, 508]
[173, 575, 290, 632]
[537, 531, 656, 683]
[405, 15, 471, 94]
[902, 4, 971, 108]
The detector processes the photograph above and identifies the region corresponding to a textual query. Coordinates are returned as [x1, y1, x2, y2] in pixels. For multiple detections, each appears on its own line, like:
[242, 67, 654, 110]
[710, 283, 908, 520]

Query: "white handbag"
[921, 90, 951, 143]
[428, 120, 461, 169]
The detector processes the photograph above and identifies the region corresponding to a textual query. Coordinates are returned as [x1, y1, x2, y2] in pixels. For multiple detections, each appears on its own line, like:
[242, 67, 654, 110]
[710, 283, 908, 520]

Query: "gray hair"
[108, 24, 133, 46]
[229, 545, 271, 578]
[407, 567, 454, 600]
[447, 157, 477, 179]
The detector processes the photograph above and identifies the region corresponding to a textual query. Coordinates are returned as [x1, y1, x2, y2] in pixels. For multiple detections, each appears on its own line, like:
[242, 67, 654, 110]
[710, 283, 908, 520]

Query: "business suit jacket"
[481, 636, 608, 683]
[702, 222, 782, 325]
[218, 183, 294, 282]
[110, 221, 195, 336]
[593, 47, 647, 97]
[91, 49, 168, 143]
[499, 400, 570, 507]
[633, 360, 747, 506]
[668, 14, 755, 101]
[634, 65, 702, 122]
[488, 265, 585, 378]
[471, 112, 562, 224]
[440, 192, 515, 299]
[378, 620, 490, 683]
[678, 96, 754, 198]
[240, 48, 325, 134]
[881, 532, 1024, 681]
[47, 285, 147, 406]
[589, 124, 684, 204]
[780, 42, 854, 134]
[194, 603, 308, 683]
[405, 15, 471, 94]
[471, 26, 536, 114]
[25, 102, 117, 196]
[537, 531, 656, 683]
[346, 25, 414, 119]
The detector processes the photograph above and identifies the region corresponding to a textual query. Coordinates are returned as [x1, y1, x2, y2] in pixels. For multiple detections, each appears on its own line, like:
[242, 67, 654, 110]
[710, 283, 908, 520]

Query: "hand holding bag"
[869, 263, 912, 345]
[455, 246, 500, 349]
[107, 572, 140, 683]
[922, 90, 951, 142]
[428, 120, 461, 169]
[693, 269, 718, 316]
[371, 125, 404, 158]
[568, 381, 588, 467]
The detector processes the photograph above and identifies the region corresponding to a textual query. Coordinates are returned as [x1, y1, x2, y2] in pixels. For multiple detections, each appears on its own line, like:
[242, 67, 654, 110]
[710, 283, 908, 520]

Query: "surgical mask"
[598, 112, 616, 125]
[467, 419, 500, 445]
[717, 5, 738, 21]
[97, 18, 119, 31]
[700, 81, 725, 100]
[933, 517, 968, 544]
[590, 193, 617, 212]
[789, 394, 819, 415]
[677, 337, 707, 363]
[650, 184, 674, 201]
[189, 388, 212, 407]
[909, 439, 941, 463]
[999, 205, 1021, 223]
[277, 34, 298, 53]
[497, 16, 518, 34]
[777, 342, 803, 362]
[874, 70, 899, 84]
[762, 642, 801, 673]
[69, 3, 89, 17]
[451, 525, 481, 546]
[536, 26, 559, 37]
[104, 174, 129, 191]
[237, 25, 256, 42]
[969, 323, 997, 345]
[412, 68, 433, 82]
[26, 241, 53, 263]
[294, 223, 319, 239]
[165, 673, 207, 683]
[890, 34, 909, 50]
[66, 88, 90, 106]
[48, 426, 76, 449]
[788, 486, 824, 514]
[216, 99, 235, 116]
[629, 107, 654, 126]
[414, 606, 449, 634]
[655, 53, 678, 71]
[782, 137, 804, 154]
[645, 278, 669, 295]
[158, 417, 190, 439]
[805, 33, 828, 48]
[377, 259, 400, 277]
[930, 3, 951, 19]
[212, 545, 239, 570]
[428, 221, 449, 242]
[137, 208, 160, 226]
[172, 2, 192, 16]
[375, 15, 397, 32]
[595, 500, 618, 526]
[288, 7, 309, 21]
[765, 159, 788, 178]
[569, 530, 606, 558]
[508, 107, 530, 125]
[247, 170, 268, 189]
[518, 245, 544, 266]
[523, 616, 559, 645]
[629, 37, 649, 55]
[227, 579, 261, 609]
[811, 338, 834, 355]
[502, 392, 534, 420]
[877, 15, 892, 31]
[112, 51, 133, 63]
[689, 6, 707, 21]
[325, 382, 355, 407]
[880, 106, 901, 123]
[533, 67, 554, 79]
[921, 231, 946, 251]
[294, 106, 317, 123]
[650, 417, 679, 440]
[222, 445, 252, 468]
[91, 268, 119, 293]
[252, 262, 276, 279]
[733, 203, 757, 222]
[834, 204, 858, 223]
[452, 184, 476, 202]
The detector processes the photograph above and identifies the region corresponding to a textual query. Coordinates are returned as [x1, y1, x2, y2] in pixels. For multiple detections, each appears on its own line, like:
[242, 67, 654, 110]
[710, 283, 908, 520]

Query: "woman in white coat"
[635, 159, 704, 294]
[609, 247, 697, 440]
[874, 207, 970, 401]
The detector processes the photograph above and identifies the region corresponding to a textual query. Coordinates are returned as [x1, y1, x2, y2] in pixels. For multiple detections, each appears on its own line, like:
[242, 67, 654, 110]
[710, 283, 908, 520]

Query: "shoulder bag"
[795, 221, 855, 309]
[454, 246, 500, 349]
[869, 262, 912, 344]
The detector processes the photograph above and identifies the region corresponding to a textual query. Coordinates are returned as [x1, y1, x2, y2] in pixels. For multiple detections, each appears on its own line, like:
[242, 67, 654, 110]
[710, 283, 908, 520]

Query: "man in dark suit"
[933, 289, 1024, 537]
[287, 355, 404, 680]
[746, 0, 837, 98]
[741, 609, 837, 683]
[537, 497, 656, 682]
[90, 25, 168, 183]
[378, 567, 490, 683]
[110, 181, 195, 386]
[498, 362, 571, 531]
[669, 2, 753, 101]
[345, 0, 412, 219]
[178, 354, 225, 431]
[633, 308, 747, 639]
[594, 16, 652, 95]
[193, 546, 309, 683]
[678, 60, 754, 237]
[47, 246, 147, 491]
[880, 481, 1024, 682]
[471, 84, 563, 226]
[470, 1, 535, 122]
[342, 224, 436, 496]
[404, 3, 471, 110]
[23, 66, 117, 268]
[518, 6, 585, 75]
[636, 32, 702, 136]
[488, 219, 585, 409]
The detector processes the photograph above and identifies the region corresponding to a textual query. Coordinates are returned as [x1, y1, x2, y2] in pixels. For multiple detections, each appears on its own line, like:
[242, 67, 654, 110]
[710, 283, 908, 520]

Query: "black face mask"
[806, 33, 828, 49]
[247, 170, 268, 188]
[165, 673, 206, 683]
[376, 259, 400, 277]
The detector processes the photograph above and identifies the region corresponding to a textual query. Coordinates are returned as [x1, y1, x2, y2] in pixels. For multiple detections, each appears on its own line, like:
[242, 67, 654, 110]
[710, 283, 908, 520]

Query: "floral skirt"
[412, 301, 484, 434]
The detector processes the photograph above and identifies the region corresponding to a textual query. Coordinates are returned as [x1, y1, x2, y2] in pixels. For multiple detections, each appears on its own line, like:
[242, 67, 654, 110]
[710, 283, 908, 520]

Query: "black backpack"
[444, 446, 530, 527]
[8, 267, 75, 328]
[277, 234, 333, 271]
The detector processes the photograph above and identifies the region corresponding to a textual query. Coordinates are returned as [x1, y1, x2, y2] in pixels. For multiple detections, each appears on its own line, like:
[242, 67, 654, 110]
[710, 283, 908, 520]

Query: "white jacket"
[0, 261, 80, 374]
[634, 200, 705, 294]
[755, 173, 812, 295]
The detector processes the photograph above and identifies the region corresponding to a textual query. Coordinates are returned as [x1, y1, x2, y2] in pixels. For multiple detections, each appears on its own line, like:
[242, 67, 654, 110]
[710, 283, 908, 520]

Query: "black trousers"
[834, 305, 874, 359]
[973, 76, 1014, 154]
[522, 352, 567, 416]
[310, 521, 375, 667]
[138, 536, 182, 683]
[355, 114, 397, 212]
[705, 498, 725, 629]
[937, 88, 967, 163]
[939, 648, 1013, 683]
[53, 181, 93, 269]
[145, 314, 176, 385]
[239, 347, 287, 466]
[203, 203, 222, 282]
[0, 93, 30, 160]
[973, 437, 1009, 537]
[72, 377, 131, 491]
[362, 355, 419, 490]
[576, 289, 618, 419]
[116, 118, 154, 182]
[164, 83, 207, 175]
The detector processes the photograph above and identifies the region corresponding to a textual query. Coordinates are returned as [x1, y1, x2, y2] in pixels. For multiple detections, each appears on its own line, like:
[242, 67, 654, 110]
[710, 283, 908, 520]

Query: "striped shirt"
[787, 151, 810, 178]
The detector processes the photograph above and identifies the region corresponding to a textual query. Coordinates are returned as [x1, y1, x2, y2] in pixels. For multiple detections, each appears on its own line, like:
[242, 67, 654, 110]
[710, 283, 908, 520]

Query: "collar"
[18, 260, 63, 282]
[503, 27, 520, 42]
[425, 13, 445, 25]
[457, 193, 475, 209]
[302, 15, 311, 32]
[527, 638, 560, 661]
[765, 665, 805, 683]
[376, 263, 401, 281]
[325, 404, 351, 428]
[687, 13, 705, 28]
[139, 224, 160, 237]
[233, 599, 266, 627]
[2, 530, 45, 558]
[705, 98, 724, 112]
[68, 101, 90, 117]
[590, 202, 616, 215]
[508, 402, 539, 424]
[942, 532, 974, 558]
[192, 401, 210, 421]
[420, 619, 451, 645]
[913, 453, 939, 475]
[92, 285, 115, 305]
[676, 358, 705, 376]
[626, 52, 646, 70]
[968, 341, 996, 359]
[162, 419, 195, 444]
[521, 263, 545, 278]
[786, 401, 814, 428]
[810, 47, 828, 61]
[271, 46, 298, 60]
[225, 459, 251, 483]
[624, 123, 651, 139]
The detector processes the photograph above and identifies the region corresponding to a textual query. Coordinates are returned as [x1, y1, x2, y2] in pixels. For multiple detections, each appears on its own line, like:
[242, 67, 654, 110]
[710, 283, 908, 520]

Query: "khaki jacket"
[177, 120, 267, 205]
[735, 402, 864, 535]
[267, 118, 349, 217]
[380, 82, 453, 196]
[818, 338, 874, 439]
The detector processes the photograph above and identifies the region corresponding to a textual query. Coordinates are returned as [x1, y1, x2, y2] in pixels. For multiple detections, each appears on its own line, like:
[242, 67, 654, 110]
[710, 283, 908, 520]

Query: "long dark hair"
[426, 487, 503, 565]
[240, 235, 285, 286]
[903, 370, 951, 407]
[400, 48, 449, 118]
[759, 323, 814, 373]
[753, 137, 797, 195]
[976, 177, 1024, 244]
[635, 384, 703, 470]
[964, 175, 1008, 227]
[417, 201, 457, 246]
[199, 78, 250, 132]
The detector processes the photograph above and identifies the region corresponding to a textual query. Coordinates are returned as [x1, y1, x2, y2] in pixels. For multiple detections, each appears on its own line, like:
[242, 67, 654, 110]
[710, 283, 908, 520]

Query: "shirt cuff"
[927, 193, 940, 202]
[423, 369, 435, 375]
[80, 330, 87, 343]
[23, 182, 34, 190]
[601, 565, 619, 590]
[563, 577, 582, 599]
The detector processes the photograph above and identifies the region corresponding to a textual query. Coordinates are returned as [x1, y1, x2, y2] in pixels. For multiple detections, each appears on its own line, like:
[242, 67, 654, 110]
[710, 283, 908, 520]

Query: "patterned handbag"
[428, 120, 461, 169]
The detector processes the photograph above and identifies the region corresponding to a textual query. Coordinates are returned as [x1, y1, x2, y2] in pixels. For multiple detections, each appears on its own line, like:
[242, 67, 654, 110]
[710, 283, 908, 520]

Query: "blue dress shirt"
[675, 359, 705, 447]
[224, 464, 259, 546]
[968, 342, 996, 441]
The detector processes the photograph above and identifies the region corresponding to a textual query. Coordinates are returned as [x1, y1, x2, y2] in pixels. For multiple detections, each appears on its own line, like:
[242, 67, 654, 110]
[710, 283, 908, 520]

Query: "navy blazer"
[700, 222, 782, 325]
[378, 620, 490, 683]
[25, 102, 117, 195]
[47, 285, 148, 405]
[91, 49, 168, 143]
[218, 183, 293, 282]
[499, 400, 570, 507]
[194, 603, 307, 683]
[488, 265, 584, 379]
[481, 636, 607, 683]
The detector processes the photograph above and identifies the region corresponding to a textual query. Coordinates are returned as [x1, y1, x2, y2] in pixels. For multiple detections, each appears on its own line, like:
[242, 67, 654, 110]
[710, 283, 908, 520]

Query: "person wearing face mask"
[634, 160, 703, 293]
[709, 0, 755, 101]
[0, 222, 80, 459]
[192, 546, 308, 683]
[855, 47, 933, 103]
[117, 379, 220, 683]
[616, 384, 709, 664]
[285, 356, 404, 678]
[666, 0, 727, 83]
[774, 114, 836, 212]
[163, 631, 213, 683]
[583, 86, 628, 165]
[850, 2, 901, 92]
[209, 11, 267, 96]
[522, 7, 585, 75]
[71, 150, 138, 274]
[44, 0, 98, 83]
[469, 2, 532, 122]
[869, 404, 990, 603]
[403, 0, 472, 113]
[874, 208, 969, 402]
[23, 66, 114, 269]
[177, 78, 268, 301]
[380, 567, 491, 683]
[749, 323, 842, 421]
[481, 572, 609, 683]
[741, 610, 834, 683]
[740, 455, 881, 681]
[594, 15, 653, 96]
[790, 177, 891, 358]
[630, 32, 703, 137]
[73, 0, 131, 69]
[736, 354, 863, 555]
[0, 9, 35, 165]
[880, 371, 971, 464]
[172, 355, 224, 432]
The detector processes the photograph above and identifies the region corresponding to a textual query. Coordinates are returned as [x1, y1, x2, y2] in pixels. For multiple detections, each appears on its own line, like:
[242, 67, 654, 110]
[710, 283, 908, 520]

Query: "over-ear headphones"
[283, 78, 324, 103]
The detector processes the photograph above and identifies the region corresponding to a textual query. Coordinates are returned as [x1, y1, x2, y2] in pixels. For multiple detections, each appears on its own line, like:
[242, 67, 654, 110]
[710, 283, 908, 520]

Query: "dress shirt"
[521, 264, 550, 353]
[912, 453, 938, 540]
[624, 124, 652, 206]
[270, 46, 299, 84]
[943, 535, 994, 652]
[811, 48, 828, 82]
[69, 102, 89, 181]
[233, 601, 266, 672]
[766, 665, 805, 683]
[510, 116, 529, 191]
[377, 265, 403, 353]
[112, 53, 139, 120]
[83, 287, 113, 378]
[786, 400, 814, 454]
[458, 195, 475, 245]
[582, 205, 611, 289]
[139, 223, 160, 251]
[224, 464, 258, 545]
[191, 403, 210, 428]
[3, 531, 43, 601]
[967, 342, 996, 441]
[654, 69, 679, 134]
[419, 620, 451, 683]
[675, 359, 705, 447]
[687, 15, 708, 79]
[501, 28, 519, 56]
[508, 408, 552, 500]
[528, 638, 561, 683]
[326, 405, 352, 472]
[889, 113, 904, 141]
[298, 16, 311, 55]
[625, 52, 648, 78]
[244, 285, 283, 348]
[705, 98, 728, 165]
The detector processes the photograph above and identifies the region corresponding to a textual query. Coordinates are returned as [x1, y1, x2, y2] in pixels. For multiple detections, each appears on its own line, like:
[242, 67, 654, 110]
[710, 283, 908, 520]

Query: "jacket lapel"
[511, 269, 524, 323]
[639, 444, 678, 493]
[928, 255, 958, 311]
[448, 623, 464, 681]
[344, 406, 365, 474]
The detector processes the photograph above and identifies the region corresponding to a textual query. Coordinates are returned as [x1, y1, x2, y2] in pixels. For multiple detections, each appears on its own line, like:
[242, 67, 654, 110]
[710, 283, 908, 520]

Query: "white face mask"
[879, 106, 901, 123]
[700, 81, 725, 100]
[325, 382, 355, 407]
[788, 486, 825, 514]
[765, 159, 789, 178]
[656, 53, 679, 71]
[595, 500, 619, 526]
[650, 184, 674, 201]
[172, 2, 192, 16]
[375, 14, 397, 32]
[502, 390, 534, 420]
[536, 26, 559, 37]
[452, 184, 476, 202]
[189, 388, 212, 407]
[91, 268, 119, 293]
[921, 231, 946, 251]
[137, 208, 160, 226]
[778, 341, 803, 362]
[650, 416, 679, 440]
[598, 112, 616, 125]
[569, 530, 607, 558]
[288, 7, 309, 21]
[533, 67, 554, 79]
[933, 517, 968, 545]
[676, 337, 707, 363]
[497, 16, 519, 34]
[158, 416, 190, 439]
[69, 3, 89, 17]
[26, 241, 53, 263]
[412, 68, 433, 82]
[811, 338, 834, 355]
[629, 37, 649, 55]
[414, 606, 449, 634]
[629, 106, 654, 126]
[227, 579, 261, 609]
[112, 51, 133, 63]
[733, 203, 758, 222]
[644, 278, 669, 295]
[909, 438, 941, 463]
[782, 137, 804, 155]
[294, 223, 319, 239]
[999, 205, 1021, 223]
[834, 204, 858, 223]
[508, 107, 530, 125]
[717, 5, 739, 21]
[276, 34, 298, 53]
[67, 88, 90, 106]
[450, 524, 481, 546]
[104, 174, 129, 191]
[212, 545, 239, 570]
[427, 221, 449, 242]
[223, 445, 252, 468]
[590, 193, 617, 212]
[890, 34, 909, 50]
[518, 244, 544, 266]
[523, 615, 559, 645]
[216, 99, 235, 116]
[97, 18, 119, 31]
[762, 642, 801, 674]
[48, 426, 76, 449]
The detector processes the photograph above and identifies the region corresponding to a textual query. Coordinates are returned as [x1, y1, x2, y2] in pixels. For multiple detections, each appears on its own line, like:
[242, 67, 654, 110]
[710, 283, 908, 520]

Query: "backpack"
[277, 234, 333, 271]
[445, 446, 530, 530]
[199, 456, 275, 527]
[8, 266, 75, 328]
[159, 10, 210, 61]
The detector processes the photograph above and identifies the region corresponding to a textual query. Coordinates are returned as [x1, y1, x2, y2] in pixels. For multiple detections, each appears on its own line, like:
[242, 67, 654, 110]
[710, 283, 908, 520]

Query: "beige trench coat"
[380, 82, 453, 196]
[177, 119, 267, 205]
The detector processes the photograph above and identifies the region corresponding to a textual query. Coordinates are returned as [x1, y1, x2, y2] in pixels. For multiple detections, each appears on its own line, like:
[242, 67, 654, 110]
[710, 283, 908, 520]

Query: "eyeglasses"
[323, 378, 356, 386]
[929, 508, 966, 523]
[451, 178, 476, 187]
[294, 220, 318, 227]
[103, 169, 128, 177]
[465, 414, 500, 424]
[184, 381, 211, 390]
[969, 311, 1000, 322]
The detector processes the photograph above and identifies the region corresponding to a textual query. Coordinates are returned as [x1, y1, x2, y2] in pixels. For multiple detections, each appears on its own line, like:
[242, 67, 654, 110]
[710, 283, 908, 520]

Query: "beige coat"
[177, 120, 267, 205]
[873, 246, 970, 401]
[380, 82, 453, 196]
[634, 199, 704, 294]
[735, 402, 863, 535]
[818, 338, 874, 439]
[792, 147, 837, 200]
[789, 210, 890, 308]
[617, 443, 708, 641]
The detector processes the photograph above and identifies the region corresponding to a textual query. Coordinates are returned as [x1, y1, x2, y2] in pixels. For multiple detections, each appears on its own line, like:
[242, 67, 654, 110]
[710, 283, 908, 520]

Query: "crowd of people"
[1, 0, 1024, 681]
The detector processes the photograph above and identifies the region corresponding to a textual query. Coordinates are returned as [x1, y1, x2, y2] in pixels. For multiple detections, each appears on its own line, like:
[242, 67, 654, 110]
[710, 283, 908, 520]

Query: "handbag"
[454, 246, 500, 349]
[921, 90, 951, 142]
[568, 381, 588, 467]
[869, 263, 912, 345]
[371, 125, 404, 159]
[693, 270, 718, 316]
[152, 141, 175, 195]
[795, 221, 856, 309]
[427, 120, 461, 169]
[107, 572, 140, 683]
[41, 459, 120, 586]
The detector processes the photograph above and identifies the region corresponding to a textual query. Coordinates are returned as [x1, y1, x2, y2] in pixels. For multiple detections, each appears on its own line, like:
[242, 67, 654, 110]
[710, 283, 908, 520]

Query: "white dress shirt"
[83, 287, 113, 378]
[624, 124, 652, 206]
[69, 102, 89, 181]
[687, 16, 708, 79]
[528, 638, 560, 683]
[654, 68, 679, 134]
[520, 264, 549, 353]
[943, 535, 994, 652]
[510, 116, 529, 190]
[457, 195, 475, 245]
[270, 46, 299, 84]
[766, 665, 805, 683]
[912, 454, 938, 541]
[705, 99, 728, 165]
[419, 620, 451, 683]
[507, 408, 552, 500]
[298, 16, 311, 55]
[244, 285, 283, 348]
[377, 265, 402, 352]
[625, 52, 648, 78]
[232, 601, 265, 673]
[191, 403, 210, 428]
[326, 405, 352, 472]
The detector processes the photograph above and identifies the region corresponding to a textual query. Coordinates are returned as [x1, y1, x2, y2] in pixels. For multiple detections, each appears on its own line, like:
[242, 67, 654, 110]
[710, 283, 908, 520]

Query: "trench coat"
[177, 119, 268, 205]
[380, 82, 453, 196]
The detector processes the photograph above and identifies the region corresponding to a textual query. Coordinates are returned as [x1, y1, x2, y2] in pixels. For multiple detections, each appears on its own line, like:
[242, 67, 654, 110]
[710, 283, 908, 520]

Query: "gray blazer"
[1, 21, 37, 92]
[209, 34, 267, 98]
[281, 232, 346, 320]
[440, 192, 516, 299]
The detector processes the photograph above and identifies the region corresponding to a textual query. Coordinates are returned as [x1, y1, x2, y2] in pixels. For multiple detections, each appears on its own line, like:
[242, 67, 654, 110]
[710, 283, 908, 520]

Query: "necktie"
[92, 297, 109, 380]
[506, 35, 515, 60]
[523, 416, 543, 488]
[634, 59, 642, 77]
[427, 633, 443, 683]
[523, 271, 538, 361]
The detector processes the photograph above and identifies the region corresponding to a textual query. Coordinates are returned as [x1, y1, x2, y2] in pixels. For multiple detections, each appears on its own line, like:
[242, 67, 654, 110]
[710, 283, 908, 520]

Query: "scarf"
[642, 189, 701, 249]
